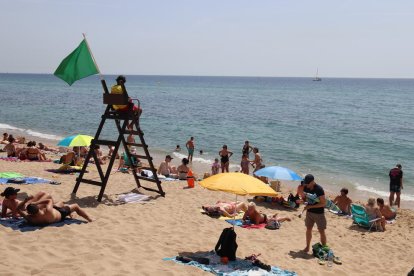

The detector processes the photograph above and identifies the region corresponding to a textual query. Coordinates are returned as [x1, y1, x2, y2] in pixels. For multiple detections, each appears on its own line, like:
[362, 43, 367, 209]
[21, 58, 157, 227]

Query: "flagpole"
[82, 33, 103, 81]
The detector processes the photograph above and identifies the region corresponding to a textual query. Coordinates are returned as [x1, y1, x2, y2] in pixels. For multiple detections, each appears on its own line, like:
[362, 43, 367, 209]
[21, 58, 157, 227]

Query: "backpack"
[312, 242, 330, 260]
[215, 227, 238, 261]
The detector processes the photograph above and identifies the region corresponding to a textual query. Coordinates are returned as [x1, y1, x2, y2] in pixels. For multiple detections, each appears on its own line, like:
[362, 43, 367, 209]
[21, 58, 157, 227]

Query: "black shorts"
[53, 206, 71, 221]
[390, 184, 401, 193]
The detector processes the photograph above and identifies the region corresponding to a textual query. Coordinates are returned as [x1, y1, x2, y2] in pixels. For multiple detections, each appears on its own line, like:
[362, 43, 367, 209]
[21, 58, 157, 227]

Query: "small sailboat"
[313, 68, 322, 81]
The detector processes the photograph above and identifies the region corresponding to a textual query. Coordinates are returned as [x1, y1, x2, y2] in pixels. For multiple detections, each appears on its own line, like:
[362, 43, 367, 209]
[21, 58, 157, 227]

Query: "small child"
[1, 187, 21, 218]
[211, 158, 220, 175]
[240, 154, 250, 174]
[175, 145, 181, 152]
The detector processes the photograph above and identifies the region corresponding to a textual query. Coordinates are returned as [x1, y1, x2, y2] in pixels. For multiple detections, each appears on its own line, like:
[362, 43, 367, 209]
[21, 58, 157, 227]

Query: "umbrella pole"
[233, 194, 237, 230]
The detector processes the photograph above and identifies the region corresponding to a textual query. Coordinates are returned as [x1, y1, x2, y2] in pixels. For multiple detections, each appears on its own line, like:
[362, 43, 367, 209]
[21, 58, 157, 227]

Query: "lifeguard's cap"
[116, 75, 126, 83]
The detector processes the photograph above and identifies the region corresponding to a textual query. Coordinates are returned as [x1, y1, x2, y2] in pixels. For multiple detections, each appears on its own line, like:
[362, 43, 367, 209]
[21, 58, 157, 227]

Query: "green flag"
[54, 39, 99, 86]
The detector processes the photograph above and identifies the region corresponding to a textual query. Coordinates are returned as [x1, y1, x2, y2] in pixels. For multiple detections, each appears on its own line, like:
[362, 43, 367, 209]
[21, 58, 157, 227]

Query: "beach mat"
[0, 172, 24, 178]
[117, 193, 153, 204]
[0, 157, 51, 162]
[226, 219, 266, 229]
[0, 217, 86, 232]
[163, 251, 297, 276]
[0, 177, 53, 185]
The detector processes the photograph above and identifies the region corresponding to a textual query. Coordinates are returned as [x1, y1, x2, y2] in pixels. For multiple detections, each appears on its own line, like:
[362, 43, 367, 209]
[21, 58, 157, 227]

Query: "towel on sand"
[0, 172, 24, 178]
[0, 157, 51, 162]
[226, 219, 266, 229]
[0, 177, 52, 185]
[163, 251, 297, 276]
[117, 193, 152, 203]
[0, 217, 85, 232]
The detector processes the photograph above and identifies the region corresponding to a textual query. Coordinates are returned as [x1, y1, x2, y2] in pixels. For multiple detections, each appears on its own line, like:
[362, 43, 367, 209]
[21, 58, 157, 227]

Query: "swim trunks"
[188, 148, 194, 155]
[390, 184, 401, 193]
[53, 206, 71, 222]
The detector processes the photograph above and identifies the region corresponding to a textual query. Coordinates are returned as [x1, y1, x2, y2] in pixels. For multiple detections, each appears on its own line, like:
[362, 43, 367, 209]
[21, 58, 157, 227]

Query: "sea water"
[0, 74, 413, 206]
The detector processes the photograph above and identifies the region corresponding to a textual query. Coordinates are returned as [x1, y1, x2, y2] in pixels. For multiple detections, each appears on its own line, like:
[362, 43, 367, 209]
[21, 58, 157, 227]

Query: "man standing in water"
[389, 164, 403, 208]
[185, 137, 195, 162]
[300, 174, 327, 253]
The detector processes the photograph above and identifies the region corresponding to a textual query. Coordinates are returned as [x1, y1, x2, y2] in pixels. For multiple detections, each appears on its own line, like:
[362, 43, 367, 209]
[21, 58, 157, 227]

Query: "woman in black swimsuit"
[219, 145, 233, 173]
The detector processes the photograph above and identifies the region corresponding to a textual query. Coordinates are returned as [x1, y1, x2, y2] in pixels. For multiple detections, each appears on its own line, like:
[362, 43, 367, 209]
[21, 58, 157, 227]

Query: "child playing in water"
[211, 158, 220, 175]
[240, 154, 250, 174]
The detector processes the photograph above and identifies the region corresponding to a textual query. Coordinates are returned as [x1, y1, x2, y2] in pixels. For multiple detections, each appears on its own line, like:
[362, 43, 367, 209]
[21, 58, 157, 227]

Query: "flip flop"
[333, 256, 342, 265]
[318, 259, 326, 265]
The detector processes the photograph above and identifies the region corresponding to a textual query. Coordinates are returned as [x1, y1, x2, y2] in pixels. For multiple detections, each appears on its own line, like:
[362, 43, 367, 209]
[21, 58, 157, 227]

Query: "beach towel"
[163, 251, 297, 276]
[0, 157, 51, 162]
[226, 219, 266, 229]
[0, 217, 86, 232]
[0, 172, 24, 178]
[0, 177, 52, 185]
[117, 193, 152, 204]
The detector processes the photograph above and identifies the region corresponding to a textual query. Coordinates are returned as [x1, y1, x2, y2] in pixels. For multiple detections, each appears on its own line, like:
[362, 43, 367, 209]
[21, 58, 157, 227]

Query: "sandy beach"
[0, 143, 413, 276]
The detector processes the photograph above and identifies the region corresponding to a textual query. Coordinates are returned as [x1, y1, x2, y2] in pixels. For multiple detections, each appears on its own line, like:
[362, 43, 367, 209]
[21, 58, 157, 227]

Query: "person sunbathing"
[17, 196, 92, 225]
[376, 198, 397, 220]
[365, 198, 386, 231]
[60, 151, 78, 166]
[3, 136, 17, 157]
[243, 202, 291, 225]
[333, 188, 352, 215]
[202, 201, 248, 218]
[1, 132, 8, 144]
[26, 141, 47, 161]
[1, 188, 52, 218]
[38, 142, 58, 153]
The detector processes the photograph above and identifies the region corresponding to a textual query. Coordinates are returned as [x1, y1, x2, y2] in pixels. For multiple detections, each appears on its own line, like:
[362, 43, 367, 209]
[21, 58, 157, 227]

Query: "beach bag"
[215, 227, 238, 261]
[312, 242, 330, 260]
[265, 220, 281, 230]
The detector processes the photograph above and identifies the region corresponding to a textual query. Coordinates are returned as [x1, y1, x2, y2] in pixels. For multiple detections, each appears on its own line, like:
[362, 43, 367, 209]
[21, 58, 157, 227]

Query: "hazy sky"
[1, 0, 413, 78]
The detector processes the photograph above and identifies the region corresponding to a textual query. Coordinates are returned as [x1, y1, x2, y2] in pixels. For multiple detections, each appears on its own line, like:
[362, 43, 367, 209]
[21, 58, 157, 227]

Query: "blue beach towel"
[163, 251, 297, 276]
[0, 217, 86, 232]
[0, 177, 52, 184]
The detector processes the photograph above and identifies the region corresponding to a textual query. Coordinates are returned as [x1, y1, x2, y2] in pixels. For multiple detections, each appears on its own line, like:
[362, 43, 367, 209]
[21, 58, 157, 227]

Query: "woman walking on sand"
[219, 145, 233, 173]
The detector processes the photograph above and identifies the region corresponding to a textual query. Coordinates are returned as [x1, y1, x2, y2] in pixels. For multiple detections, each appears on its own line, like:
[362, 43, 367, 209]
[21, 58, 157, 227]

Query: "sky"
[0, 0, 414, 78]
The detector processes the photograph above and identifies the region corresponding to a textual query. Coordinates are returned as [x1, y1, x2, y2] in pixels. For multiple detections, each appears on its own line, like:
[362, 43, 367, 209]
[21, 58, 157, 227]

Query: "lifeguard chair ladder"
[72, 80, 165, 201]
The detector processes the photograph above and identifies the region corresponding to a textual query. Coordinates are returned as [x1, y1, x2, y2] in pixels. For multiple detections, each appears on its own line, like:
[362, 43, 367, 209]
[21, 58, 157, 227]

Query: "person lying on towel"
[202, 201, 247, 217]
[1, 188, 51, 219]
[17, 195, 93, 225]
[243, 202, 291, 225]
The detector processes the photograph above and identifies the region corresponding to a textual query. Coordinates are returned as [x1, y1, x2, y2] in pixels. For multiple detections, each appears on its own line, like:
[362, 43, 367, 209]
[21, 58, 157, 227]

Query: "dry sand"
[1, 153, 414, 276]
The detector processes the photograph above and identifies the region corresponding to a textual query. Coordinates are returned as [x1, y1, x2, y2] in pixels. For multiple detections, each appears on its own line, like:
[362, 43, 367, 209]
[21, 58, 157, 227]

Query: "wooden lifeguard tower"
[72, 79, 165, 201]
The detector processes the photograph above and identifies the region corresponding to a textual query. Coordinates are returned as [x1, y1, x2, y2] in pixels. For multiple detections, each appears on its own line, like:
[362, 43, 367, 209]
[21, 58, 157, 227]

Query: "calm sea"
[0, 74, 413, 205]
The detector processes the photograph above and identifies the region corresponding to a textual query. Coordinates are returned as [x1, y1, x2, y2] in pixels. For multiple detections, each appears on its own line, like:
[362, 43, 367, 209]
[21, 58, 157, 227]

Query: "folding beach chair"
[350, 204, 381, 231]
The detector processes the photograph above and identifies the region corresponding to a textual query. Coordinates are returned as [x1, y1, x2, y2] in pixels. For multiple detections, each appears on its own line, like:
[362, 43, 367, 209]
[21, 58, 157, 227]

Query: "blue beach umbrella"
[57, 134, 93, 147]
[254, 166, 302, 181]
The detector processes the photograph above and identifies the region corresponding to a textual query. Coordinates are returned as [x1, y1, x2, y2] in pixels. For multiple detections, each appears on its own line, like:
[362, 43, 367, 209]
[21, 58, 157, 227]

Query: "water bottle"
[327, 249, 333, 267]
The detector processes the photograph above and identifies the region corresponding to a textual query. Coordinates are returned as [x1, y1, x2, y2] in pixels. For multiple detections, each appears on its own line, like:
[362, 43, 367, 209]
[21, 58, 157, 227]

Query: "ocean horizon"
[1, 73, 413, 206]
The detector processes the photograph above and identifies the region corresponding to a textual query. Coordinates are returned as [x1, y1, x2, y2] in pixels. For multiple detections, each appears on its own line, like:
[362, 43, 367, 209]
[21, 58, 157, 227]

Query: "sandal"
[333, 256, 342, 265]
[318, 259, 326, 265]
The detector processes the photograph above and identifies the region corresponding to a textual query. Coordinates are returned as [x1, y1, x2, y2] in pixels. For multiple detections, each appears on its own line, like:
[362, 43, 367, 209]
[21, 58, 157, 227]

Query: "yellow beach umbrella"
[199, 173, 278, 197]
